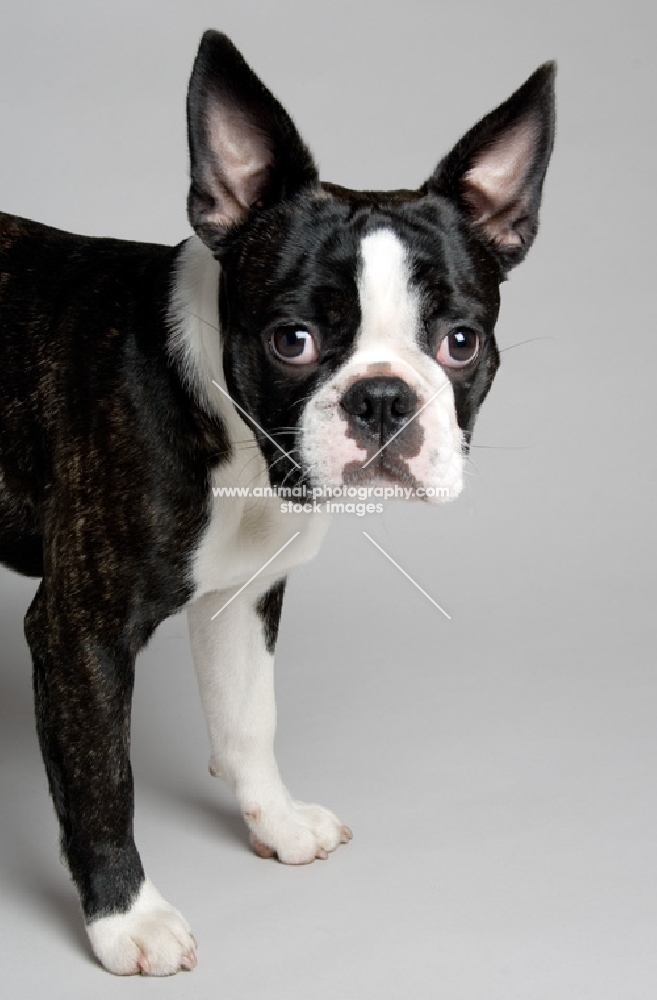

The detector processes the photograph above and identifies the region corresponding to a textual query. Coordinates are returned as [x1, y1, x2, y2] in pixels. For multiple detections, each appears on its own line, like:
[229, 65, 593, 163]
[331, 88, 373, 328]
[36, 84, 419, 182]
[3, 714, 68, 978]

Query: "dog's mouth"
[341, 454, 420, 491]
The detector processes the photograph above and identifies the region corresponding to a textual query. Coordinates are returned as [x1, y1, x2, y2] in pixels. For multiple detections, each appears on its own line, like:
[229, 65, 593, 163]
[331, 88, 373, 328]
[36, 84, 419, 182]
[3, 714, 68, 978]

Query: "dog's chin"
[304, 464, 462, 505]
[342, 465, 415, 490]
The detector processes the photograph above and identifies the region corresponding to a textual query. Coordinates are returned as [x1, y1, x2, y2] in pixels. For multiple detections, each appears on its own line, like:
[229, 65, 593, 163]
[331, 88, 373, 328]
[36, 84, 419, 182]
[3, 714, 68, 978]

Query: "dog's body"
[0, 33, 554, 975]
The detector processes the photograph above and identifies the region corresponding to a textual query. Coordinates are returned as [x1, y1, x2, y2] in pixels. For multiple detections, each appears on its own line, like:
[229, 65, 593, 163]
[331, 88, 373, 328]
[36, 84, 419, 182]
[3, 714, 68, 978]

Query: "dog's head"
[186, 31, 555, 500]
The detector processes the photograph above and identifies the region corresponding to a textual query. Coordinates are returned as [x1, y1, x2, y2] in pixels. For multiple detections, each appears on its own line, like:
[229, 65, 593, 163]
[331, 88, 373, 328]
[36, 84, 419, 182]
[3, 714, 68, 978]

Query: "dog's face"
[216, 191, 500, 501]
[186, 33, 555, 499]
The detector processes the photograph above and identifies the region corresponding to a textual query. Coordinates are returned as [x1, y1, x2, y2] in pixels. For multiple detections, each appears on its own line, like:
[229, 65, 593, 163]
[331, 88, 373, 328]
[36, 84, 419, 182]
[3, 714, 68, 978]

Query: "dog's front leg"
[188, 580, 352, 864]
[24, 583, 197, 975]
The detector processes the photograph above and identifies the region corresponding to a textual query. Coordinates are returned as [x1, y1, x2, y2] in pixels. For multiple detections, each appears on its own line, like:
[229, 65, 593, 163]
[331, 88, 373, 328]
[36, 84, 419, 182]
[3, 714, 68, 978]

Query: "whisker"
[237, 442, 304, 491]
[470, 444, 532, 450]
[499, 335, 554, 354]
[280, 462, 305, 490]
[189, 312, 221, 335]
[464, 454, 481, 478]
[268, 451, 294, 471]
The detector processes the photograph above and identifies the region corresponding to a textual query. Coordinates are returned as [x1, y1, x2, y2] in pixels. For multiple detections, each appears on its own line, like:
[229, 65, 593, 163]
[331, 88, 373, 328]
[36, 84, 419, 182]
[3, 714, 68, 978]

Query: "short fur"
[0, 31, 555, 974]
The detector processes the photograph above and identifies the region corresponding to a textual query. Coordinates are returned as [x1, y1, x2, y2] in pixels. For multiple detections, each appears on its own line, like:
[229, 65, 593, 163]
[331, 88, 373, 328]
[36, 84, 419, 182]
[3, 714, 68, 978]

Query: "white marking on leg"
[86, 878, 196, 976]
[188, 588, 351, 864]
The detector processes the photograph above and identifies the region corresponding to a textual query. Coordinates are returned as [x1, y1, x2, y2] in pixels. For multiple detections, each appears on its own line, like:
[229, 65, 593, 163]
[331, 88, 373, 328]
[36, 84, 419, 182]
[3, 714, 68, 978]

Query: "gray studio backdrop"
[0, 1, 655, 998]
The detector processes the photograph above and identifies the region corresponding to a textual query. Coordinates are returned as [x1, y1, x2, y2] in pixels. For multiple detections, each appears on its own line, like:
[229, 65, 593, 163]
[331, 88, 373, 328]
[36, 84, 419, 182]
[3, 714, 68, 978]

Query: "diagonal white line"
[362, 532, 451, 620]
[212, 380, 300, 468]
[210, 532, 301, 620]
[361, 382, 450, 470]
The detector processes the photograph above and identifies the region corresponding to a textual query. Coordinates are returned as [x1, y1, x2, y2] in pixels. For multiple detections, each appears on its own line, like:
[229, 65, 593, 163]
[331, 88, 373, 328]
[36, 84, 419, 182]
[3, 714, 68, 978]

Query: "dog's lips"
[340, 455, 418, 491]
[343, 467, 404, 486]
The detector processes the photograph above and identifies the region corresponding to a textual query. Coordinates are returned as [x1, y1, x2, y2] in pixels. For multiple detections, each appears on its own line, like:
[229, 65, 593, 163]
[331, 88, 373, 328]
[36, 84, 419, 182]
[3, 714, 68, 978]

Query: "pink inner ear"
[201, 97, 274, 226]
[461, 116, 539, 247]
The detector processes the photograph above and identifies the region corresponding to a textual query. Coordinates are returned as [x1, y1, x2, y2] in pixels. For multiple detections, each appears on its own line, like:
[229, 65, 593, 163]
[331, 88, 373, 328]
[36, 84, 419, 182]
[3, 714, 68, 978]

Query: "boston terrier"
[0, 31, 555, 975]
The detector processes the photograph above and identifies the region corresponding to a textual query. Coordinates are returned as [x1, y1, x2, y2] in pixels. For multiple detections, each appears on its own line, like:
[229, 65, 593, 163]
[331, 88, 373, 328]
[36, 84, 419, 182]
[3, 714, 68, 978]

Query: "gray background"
[1, 0, 655, 996]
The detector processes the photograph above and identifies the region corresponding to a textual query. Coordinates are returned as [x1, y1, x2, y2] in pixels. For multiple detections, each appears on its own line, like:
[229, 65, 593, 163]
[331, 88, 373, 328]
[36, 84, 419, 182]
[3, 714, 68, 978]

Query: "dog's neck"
[167, 235, 254, 448]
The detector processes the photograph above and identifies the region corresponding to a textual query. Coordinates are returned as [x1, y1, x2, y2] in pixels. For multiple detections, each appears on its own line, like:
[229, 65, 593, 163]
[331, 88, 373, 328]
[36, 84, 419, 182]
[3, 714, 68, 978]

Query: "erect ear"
[426, 63, 556, 272]
[187, 31, 319, 251]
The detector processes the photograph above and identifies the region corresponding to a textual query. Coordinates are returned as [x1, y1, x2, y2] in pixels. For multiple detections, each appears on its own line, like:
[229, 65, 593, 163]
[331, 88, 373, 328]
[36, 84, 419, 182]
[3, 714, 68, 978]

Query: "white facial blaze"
[357, 228, 419, 355]
[301, 228, 464, 500]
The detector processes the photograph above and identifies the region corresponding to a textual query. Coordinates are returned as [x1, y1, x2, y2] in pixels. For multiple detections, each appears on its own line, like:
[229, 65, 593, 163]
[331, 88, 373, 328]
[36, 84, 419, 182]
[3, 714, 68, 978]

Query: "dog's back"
[0, 212, 71, 574]
[0, 212, 182, 578]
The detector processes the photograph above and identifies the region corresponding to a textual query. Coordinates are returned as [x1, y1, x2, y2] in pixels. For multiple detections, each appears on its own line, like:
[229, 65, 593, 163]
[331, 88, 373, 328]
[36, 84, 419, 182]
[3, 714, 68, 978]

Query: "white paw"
[86, 878, 197, 976]
[245, 799, 353, 865]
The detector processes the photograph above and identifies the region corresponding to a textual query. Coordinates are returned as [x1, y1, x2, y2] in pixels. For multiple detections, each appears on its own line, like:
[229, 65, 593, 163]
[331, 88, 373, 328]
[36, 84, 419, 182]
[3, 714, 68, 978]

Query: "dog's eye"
[436, 328, 480, 368]
[269, 327, 319, 366]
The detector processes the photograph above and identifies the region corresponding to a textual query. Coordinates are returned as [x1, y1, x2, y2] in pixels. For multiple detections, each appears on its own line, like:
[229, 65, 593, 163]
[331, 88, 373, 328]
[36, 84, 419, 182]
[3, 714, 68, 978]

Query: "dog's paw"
[245, 800, 353, 865]
[86, 878, 197, 976]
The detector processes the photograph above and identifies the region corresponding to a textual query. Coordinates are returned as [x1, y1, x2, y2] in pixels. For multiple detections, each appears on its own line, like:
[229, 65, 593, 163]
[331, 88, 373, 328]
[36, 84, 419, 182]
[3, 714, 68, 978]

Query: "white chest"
[190, 447, 330, 600]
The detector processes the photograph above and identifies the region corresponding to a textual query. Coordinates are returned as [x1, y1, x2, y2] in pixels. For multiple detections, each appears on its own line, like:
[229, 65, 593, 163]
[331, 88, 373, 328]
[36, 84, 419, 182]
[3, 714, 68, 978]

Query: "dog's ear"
[187, 31, 318, 250]
[426, 63, 556, 272]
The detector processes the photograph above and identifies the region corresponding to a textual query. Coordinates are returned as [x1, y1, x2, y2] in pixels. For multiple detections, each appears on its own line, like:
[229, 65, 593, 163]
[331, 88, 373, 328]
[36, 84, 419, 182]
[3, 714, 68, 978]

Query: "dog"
[0, 31, 555, 975]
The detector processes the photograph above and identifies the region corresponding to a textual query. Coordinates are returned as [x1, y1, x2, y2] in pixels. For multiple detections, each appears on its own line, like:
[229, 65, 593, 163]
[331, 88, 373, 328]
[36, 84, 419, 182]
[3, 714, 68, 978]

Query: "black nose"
[340, 376, 418, 439]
